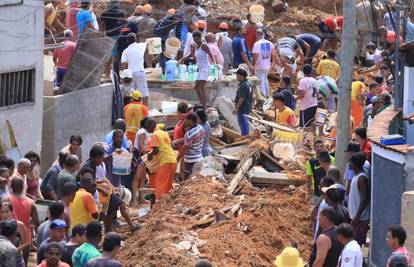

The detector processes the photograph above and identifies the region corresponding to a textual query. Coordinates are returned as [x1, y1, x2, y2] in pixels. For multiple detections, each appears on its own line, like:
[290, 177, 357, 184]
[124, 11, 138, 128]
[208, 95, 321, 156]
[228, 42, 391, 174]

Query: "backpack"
[153, 15, 178, 41]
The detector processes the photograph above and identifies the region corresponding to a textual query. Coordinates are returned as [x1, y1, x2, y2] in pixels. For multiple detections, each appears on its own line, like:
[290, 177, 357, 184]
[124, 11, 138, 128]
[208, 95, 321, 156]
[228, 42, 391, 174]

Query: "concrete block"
[214, 96, 240, 132]
[401, 191, 414, 256]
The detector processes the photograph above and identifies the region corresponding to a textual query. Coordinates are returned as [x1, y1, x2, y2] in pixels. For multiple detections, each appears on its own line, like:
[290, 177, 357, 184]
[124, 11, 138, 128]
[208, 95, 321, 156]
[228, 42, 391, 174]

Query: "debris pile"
[117, 175, 312, 266]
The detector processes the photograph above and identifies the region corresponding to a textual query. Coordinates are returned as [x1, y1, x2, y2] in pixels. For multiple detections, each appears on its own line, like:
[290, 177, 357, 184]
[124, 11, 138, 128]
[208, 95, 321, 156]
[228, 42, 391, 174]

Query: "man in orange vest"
[124, 90, 148, 143]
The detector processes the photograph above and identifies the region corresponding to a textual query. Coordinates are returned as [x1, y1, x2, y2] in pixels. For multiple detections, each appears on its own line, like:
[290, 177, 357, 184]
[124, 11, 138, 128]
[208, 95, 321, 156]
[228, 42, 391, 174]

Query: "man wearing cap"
[37, 219, 68, 264]
[253, 28, 275, 97]
[177, 113, 205, 180]
[86, 232, 122, 267]
[53, 30, 76, 88]
[217, 22, 233, 74]
[147, 123, 177, 199]
[344, 143, 371, 195]
[124, 90, 149, 143]
[337, 223, 363, 267]
[274, 246, 304, 267]
[233, 68, 253, 136]
[320, 185, 349, 230]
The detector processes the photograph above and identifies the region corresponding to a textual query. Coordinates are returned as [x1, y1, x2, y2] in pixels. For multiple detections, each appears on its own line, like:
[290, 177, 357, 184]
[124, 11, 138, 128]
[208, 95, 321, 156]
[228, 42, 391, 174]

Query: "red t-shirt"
[361, 140, 372, 163]
[245, 23, 257, 51]
[66, 4, 80, 39]
[324, 16, 343, 32]
[386, 31, 403, 44]
[173, 119, 186, 153]
[54, 40, 77, 69]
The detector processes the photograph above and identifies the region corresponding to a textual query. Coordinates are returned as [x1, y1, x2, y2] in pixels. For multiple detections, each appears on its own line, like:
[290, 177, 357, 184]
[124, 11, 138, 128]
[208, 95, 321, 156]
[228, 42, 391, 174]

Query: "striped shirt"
[184, 124, 205, 163]
[317, 76, 338, 97]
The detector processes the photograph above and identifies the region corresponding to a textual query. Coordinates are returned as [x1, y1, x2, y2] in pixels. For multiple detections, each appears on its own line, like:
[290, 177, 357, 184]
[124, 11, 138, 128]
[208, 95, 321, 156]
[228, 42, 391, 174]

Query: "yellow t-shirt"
[69, 189, 98, 229]
[149, 129, 177, 165]
[124, 102, 149, 134]
[276, 107, 296, 126]
[317, 59, 340, 80]
[351, 81, 366, 102]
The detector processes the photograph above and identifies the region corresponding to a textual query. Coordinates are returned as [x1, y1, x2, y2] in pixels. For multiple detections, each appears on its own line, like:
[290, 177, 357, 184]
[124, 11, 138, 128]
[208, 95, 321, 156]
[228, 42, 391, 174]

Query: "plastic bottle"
[209, 64, 216, 81]
[179, 64, 187, 81]
[188, 63, 196, 81]
[165, 58, 177, 81]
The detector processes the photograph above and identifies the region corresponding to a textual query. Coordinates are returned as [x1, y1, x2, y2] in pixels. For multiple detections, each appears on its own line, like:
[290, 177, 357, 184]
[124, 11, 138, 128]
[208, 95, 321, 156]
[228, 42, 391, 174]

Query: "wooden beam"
[261, 151, 286, 171]
[244, 115, 297, 133]
[228, 158, 253, 195]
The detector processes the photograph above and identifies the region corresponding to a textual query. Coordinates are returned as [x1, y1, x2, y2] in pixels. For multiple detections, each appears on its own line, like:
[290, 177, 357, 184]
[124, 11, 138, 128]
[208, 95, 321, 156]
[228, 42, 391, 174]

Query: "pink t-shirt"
[253, 39, 274, 70]
[387, 247, 412, 267]
[54, 40, 77, 69]
[207, 43, 224, 66]
[298, 76, 318, 110]
[66, 4, 80, 39]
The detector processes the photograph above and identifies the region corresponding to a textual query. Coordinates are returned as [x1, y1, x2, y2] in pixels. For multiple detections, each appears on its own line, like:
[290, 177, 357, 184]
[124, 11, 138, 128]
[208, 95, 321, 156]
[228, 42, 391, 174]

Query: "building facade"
[0, 0, 44, 155]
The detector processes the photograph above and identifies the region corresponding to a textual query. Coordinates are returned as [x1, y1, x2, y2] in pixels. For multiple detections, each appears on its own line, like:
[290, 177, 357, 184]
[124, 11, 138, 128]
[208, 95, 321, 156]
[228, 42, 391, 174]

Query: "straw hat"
[274, 247, 304, 267]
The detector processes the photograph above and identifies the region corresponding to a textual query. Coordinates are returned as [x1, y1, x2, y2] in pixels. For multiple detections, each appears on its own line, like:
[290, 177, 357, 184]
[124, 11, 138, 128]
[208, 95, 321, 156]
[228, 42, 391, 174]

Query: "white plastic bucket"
[164, 37, 181, 58]
[249, 4, 265, 23]
[112, 150, 132, 175]
[161, 101, 178, 114]
[315, 108, 328, 126]
[147, 37, 162, 55]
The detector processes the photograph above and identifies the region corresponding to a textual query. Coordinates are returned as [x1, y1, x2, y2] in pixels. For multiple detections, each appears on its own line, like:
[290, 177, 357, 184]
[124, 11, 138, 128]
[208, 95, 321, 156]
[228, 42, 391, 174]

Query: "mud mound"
[117, 177, 312, 266]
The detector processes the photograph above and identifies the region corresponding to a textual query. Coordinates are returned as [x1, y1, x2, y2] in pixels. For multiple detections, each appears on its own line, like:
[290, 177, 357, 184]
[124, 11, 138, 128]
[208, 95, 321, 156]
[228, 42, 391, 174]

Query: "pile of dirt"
[117, 177, 313, 266]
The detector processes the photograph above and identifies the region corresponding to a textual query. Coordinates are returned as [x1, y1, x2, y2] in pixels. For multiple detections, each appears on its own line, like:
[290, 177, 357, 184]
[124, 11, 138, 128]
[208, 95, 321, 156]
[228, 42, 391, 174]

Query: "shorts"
[299, 106, 318, 128]
[106, 193, 123, 215]
[197, 67, 209, 81]
[132, 71, 149, 97]
[318, 21, 336, 39]
[353, 220, 369, 245]
[111, 36, 119, 57]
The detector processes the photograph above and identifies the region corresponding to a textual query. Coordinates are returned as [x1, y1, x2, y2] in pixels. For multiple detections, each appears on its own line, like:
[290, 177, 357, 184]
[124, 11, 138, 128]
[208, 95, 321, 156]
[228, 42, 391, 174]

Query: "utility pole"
[335, 0, 356, 174]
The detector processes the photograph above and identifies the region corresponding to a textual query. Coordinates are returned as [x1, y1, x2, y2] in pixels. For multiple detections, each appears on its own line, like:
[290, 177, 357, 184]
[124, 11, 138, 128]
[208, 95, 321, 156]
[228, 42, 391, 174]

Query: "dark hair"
[24, 151, 40, 164]
[320, 176, 335, 187]
[272, 93, 285, 102]
[0, 220, 18, 238]
[281, 76, 291, 86]
[114, 119, 126, 132]
[79, 167, 95, 179]
[64, 154, 79, 167]
[177, 101, 189, 114]
[355, 127, 367, 139]
[233, 19, 243, 32]
[320, 206, 336, 223]
[303, 64, 313, 75]
[186, 113, 198, 123]
[90, 144, 105, 159]
[195, 259, 213, 267]
[327, 167, 341, 182]
[388, 225, 407, 246]
[192, 30, 202, 38]
[374, 75, 384, 84]
[71, 224, 86, 237]
[318, 151, 331, 164]
[144, 118, 157, 131]
[236, 68, 248, 77]
[80, 1, 90, 8]
[337, 223, 354, 238]
[0, 156, 15, 171]
[49, 202, 65, 219]
[57, 152, 68, 166]
[196, 108, 208, 123]
[103, 232, 122, 252]
[10, 176, 24, 193]
[0, 201, 13, 212]
[70, 135, 83, 145]
[314, 139, 324, 146]
[62, 182, 77, 197]
[46, 241, 63, 254]
[325, 188, 342, 203]
[183, 0, 195, 4]
[350, 152, 366, 169]
[369, 83, 379, 89]
[327, 49, 336, 59]
[85, 221, 103, 240]
[127, 32, 136, 45]
[140, 117, 149, 128]
[112, 129, 124, 139]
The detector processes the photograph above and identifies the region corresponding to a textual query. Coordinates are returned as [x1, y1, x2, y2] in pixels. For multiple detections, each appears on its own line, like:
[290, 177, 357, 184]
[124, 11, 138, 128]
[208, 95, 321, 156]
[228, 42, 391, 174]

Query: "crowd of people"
[8, 0, 410, 266]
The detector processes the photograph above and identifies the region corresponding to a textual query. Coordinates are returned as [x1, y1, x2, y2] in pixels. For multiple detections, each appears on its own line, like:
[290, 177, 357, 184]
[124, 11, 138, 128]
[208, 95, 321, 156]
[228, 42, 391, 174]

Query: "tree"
[335, 0, 356, 173]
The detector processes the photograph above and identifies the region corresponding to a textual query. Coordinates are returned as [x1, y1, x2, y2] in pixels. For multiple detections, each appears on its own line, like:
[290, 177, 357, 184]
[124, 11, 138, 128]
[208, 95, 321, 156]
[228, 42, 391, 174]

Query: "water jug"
[188, 63, 196, 81]
[165, 59, 177, 81]
[209, 64, 216, 81]
[179, 64, 187, 81]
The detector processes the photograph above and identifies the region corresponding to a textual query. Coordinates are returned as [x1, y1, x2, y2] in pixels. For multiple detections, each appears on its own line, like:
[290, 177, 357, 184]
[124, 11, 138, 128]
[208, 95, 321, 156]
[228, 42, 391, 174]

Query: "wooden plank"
[228, 158, 253, 195]
[261, 151, 286, 171]
[59, 29, 115, 94]
[222, 126, 244, 142]
[244, 115, 297, 133]
[248, 168, 304, 186]
[210, 136, 228, 146]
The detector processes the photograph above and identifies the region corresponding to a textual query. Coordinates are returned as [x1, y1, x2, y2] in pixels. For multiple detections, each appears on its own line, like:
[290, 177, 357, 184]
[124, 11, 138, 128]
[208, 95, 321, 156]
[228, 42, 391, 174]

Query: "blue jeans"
[55, 67, 66, 87]
[237, 113, 249, 136]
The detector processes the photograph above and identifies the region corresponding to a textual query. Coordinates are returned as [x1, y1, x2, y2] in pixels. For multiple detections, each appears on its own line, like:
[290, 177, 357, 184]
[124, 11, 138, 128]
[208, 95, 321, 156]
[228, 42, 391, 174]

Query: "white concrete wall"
[41, 83, 113, 174]
[401, 191, 414, 257]
[0, 0, 44, 155]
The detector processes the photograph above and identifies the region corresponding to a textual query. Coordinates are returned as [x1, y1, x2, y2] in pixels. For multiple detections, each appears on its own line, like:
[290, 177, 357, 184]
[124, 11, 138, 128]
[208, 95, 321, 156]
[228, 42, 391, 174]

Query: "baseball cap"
[50, 219, 68, 229]
[388, 252, 408, 267]
[130, 90, 142, 101]
[321, 183, 346, 194]
[345, 143, 361, 153]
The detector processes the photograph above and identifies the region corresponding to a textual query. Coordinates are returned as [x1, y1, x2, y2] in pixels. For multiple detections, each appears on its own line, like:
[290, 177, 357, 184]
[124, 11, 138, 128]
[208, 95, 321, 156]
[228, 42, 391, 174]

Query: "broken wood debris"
[248, 166, 304, 186]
